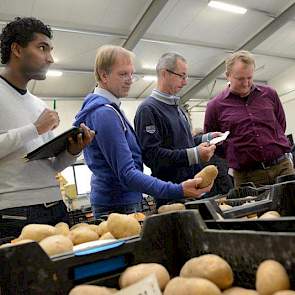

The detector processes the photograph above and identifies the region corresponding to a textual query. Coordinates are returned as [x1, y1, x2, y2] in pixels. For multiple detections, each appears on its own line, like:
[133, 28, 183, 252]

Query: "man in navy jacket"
[135, 53, 219, 206]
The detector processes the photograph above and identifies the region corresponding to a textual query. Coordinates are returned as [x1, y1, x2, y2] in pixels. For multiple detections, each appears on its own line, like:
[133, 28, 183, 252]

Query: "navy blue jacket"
[135, 96, 201, 184]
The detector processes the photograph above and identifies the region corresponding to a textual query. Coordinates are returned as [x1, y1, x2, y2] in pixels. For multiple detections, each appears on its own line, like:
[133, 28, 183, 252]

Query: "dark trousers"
[0, 200, 69, 239]
[234, 159, 295, 187]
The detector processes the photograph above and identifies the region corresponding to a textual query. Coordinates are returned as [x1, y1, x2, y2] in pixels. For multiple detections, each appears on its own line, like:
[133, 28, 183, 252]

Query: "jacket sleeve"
[90, 107, 183, 200]
[134, 106, 198, 168]
[0, 123, 39, 159]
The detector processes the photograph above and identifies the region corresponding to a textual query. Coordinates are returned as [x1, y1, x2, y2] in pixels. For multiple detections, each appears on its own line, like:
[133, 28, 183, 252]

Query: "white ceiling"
[1, 0, 295, 106]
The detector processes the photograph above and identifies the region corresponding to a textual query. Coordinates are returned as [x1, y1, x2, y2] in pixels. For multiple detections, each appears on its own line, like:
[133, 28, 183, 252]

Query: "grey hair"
[156, 52, 187, 76]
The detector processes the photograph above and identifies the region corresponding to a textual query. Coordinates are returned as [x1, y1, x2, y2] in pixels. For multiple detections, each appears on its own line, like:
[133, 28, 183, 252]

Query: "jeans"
[92, 203, 143, 219]
[0, 200, 69, 239]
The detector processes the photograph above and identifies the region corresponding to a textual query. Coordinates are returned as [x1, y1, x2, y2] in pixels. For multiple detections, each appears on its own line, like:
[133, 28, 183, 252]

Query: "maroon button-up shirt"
[204, 84, 291, 170]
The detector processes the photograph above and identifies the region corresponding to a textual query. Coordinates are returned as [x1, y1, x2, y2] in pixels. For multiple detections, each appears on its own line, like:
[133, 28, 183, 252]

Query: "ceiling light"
[143, 75, 157, 82]
[208, 1, 247, 14]
[46, 70, 63, 77]
[142, 64, 156, 70]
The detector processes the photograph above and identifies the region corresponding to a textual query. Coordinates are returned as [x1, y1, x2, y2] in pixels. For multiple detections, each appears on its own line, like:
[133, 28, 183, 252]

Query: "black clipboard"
[24, 127, 83, 161]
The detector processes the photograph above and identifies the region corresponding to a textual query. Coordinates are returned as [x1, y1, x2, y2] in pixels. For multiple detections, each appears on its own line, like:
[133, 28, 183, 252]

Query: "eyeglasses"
[166, 69, 188, 80]
[118, 73, 134, 82]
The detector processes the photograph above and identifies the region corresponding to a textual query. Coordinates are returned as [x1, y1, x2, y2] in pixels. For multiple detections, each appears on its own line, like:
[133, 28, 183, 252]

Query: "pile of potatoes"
[68, 254, 295, 295]
[0, 212, 142, 257]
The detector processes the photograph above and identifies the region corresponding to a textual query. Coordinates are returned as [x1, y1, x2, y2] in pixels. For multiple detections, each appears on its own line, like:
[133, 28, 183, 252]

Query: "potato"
[39, 235, 73, 256]
[69, 285, 117, 295]
[55, 222, 70, 236]
[180, 254, 233, 290]
[129, 212, 146, 222]
[219, 204, 233, 211]
[99, 232, 115, 240]
[164, 277, 221, 295]
[256, 260, 290, 295]
[195, 165, 218, 188]
[119, 263, 170, 291]
[68, 228, 99, 245]
[88, 224, 101, 235]
[273, 291, 295, 295]
[223, 287, 258, 294]
[70, 223, 90, 230]
[158, 203, 185, 214]
[10, 239, 34, 245]
[96, 221, 109, 237]
[259, 211, 280, 219]
[0, 243, 12, 248]
[19, 224, 58, 242]
[107, 213, 141, 239]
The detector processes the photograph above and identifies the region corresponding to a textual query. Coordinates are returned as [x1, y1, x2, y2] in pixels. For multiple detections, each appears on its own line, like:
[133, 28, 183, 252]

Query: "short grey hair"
[156, 52, 187, 77]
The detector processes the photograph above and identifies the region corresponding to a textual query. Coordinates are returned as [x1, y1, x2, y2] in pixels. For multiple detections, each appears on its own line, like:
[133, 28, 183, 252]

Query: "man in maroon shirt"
[204, 50, 294, 187]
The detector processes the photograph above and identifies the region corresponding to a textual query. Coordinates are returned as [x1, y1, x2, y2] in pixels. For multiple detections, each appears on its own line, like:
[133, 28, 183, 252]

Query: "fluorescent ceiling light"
[143, 75, 157, 82]
[46, 70, 63, 77]
[208, 1, 247, 14]
[142, 64, 156, 70]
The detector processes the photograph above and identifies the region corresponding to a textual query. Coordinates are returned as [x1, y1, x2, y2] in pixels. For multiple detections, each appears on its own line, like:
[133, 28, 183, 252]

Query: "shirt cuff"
[201, 133, 213, 143]
[20, 123, 39, 142]
[186, 147, 199, 165]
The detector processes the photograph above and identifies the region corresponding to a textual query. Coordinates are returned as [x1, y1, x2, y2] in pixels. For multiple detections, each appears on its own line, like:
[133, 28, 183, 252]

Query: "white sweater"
[0, 78, 77, 209]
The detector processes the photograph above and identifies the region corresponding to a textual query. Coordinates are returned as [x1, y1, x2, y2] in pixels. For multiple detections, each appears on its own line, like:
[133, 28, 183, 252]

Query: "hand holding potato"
[181, 177, 213, 198]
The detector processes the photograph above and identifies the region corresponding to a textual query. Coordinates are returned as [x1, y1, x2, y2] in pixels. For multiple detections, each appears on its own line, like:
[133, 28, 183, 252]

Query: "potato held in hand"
[107, 213, 141, 239]
[195, 165, 218, 188]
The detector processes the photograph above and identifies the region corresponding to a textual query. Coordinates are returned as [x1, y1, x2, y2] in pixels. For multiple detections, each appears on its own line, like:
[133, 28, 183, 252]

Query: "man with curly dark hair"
[0, 17, 95, 237]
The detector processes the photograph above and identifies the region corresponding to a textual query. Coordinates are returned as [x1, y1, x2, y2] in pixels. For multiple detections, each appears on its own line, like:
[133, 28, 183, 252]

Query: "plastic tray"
[1, 210, 295, 294]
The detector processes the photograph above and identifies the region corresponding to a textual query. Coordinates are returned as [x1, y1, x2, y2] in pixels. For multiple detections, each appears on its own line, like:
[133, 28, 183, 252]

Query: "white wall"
[44, 98, 144, 135]
[190, 110, 206, 131]
[269, 64, 295, 136]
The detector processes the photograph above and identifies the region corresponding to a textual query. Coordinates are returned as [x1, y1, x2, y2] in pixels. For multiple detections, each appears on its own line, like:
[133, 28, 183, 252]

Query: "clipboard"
[24, 127, 83, 161]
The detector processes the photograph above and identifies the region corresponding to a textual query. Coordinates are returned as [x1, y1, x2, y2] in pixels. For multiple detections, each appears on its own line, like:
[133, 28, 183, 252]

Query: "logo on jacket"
[145, 125, 156, 134]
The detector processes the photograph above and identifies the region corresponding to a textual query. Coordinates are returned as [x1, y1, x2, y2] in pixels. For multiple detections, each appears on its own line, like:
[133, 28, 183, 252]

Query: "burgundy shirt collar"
[224, 83, 262, 98]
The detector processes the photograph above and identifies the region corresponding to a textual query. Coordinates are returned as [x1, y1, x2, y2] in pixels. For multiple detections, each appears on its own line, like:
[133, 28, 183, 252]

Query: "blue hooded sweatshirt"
[74, 92, 183, 207]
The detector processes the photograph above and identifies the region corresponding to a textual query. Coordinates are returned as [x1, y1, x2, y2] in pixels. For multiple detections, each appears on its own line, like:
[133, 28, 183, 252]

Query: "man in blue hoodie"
[74, 45, 214, 218]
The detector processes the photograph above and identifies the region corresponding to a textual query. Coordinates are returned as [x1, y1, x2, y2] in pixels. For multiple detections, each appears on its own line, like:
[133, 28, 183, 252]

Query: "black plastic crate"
[68, 207, 95, 226]
[186, 186, 271, 219]
[276, 173, 295, 183]
[1, 210, 295, 294]
[226, 185, 269, 200]
[270, 180, 295, 216]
